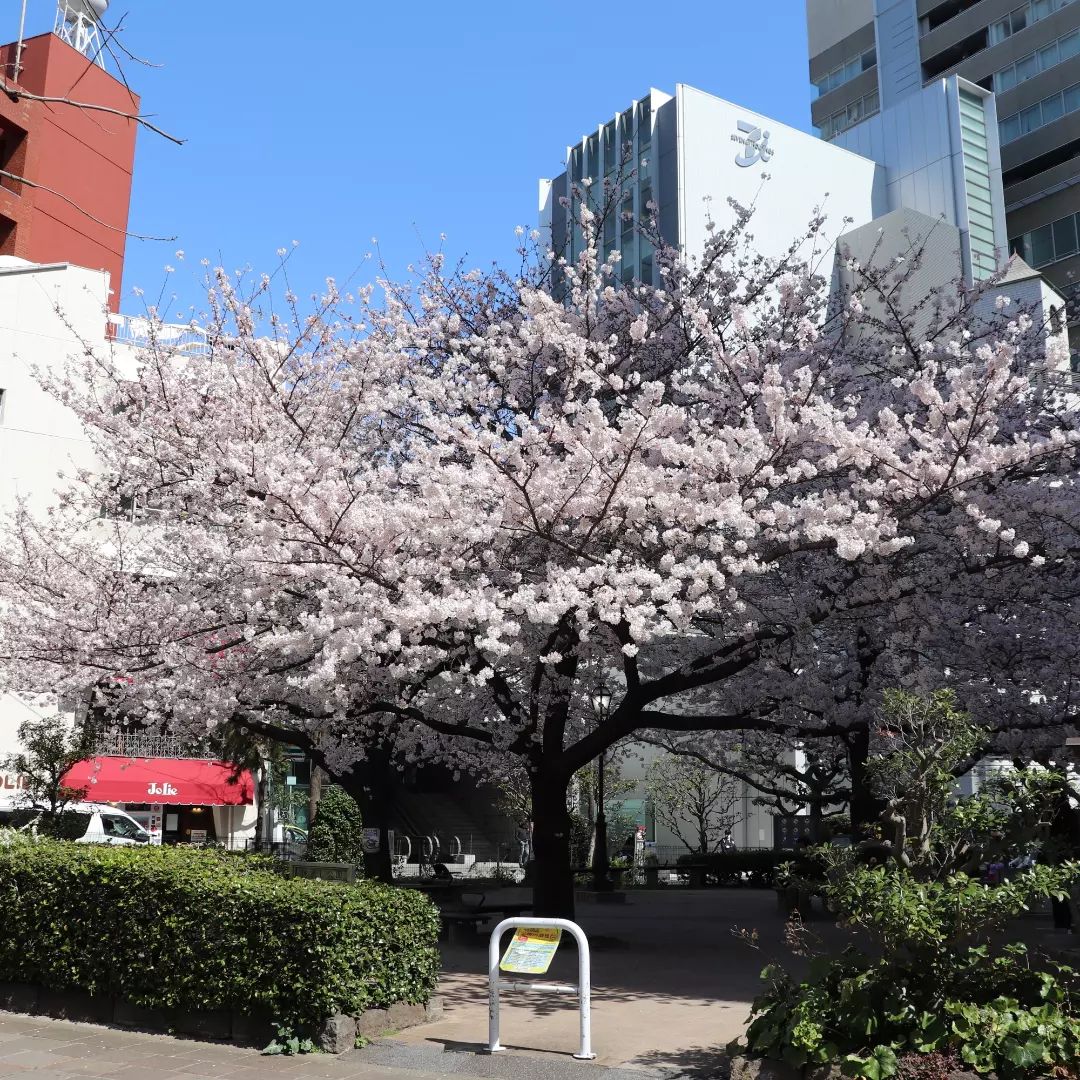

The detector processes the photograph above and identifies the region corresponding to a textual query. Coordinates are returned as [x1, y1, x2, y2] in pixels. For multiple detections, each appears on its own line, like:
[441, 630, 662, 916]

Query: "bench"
[439, 892, 533, 943]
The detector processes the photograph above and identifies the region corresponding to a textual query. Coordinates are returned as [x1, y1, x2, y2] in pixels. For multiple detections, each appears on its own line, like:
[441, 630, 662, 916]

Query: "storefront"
[62, 757, 256, 847]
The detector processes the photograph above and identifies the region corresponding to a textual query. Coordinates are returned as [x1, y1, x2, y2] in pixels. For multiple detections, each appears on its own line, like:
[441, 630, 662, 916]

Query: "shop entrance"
[162, 805, 217, 845]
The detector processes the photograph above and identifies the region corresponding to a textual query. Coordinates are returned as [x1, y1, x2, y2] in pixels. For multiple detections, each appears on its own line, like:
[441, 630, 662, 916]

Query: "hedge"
[0, 837, 440, 1030]
[676, 849, 791, 885]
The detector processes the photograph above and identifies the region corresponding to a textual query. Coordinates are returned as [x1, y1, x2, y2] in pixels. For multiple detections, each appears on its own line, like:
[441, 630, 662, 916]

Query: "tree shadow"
[630, 1045, 731, 1079]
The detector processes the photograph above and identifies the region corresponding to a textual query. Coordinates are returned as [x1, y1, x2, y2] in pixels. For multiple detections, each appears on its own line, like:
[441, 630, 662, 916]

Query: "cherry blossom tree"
[0, 208, 1077, 915]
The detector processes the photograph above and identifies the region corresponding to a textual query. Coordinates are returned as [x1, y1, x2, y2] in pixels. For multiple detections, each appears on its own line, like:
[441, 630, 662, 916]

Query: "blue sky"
[24, 1, 814, 313]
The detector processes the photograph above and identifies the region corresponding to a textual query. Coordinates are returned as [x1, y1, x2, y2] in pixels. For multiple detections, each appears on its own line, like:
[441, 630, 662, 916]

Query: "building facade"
[0, 10, 260, 849]
[808, 0, 1080, 346]
[0, 30, 138, 311]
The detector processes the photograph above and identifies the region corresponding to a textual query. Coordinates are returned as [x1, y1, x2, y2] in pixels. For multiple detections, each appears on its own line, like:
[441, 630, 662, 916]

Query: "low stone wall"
[729, 1055, 981, 1080]
[0, 982, 443, 1054]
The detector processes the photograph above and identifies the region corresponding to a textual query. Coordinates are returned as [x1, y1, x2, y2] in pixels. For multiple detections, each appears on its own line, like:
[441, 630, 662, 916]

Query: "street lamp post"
[591, 692, 612, 892]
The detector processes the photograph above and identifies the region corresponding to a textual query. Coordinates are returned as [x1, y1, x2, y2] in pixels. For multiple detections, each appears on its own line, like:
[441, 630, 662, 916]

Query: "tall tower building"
[807, 0, 1080, 346]
[0, 1, 139, 311]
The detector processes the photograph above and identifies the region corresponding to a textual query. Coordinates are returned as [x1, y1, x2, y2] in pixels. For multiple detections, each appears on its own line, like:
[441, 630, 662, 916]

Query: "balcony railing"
[107, 313, 209, 355]
[94, 732, 214, 760]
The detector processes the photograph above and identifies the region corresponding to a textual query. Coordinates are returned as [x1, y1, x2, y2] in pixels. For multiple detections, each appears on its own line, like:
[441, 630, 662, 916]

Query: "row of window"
[813, 47, 876, 97]
[992, 26, 1080, 92]
[818, 90, 881, 141]
[999, 80, 1080, 142]
[990, 0, 1077, 46]
[1010, 209, 1080, 267]
[570, 100, 651, 184]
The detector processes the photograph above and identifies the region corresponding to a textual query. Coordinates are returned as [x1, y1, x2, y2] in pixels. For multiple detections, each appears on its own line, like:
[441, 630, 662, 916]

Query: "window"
[814, 46, 878, 97]
[1038, 42, 1059, 70]
[992, 27, 1080, 93]
[1016, 52, 1039, 82]
[1042, 93, 1065, 123]
[640, 183, 653, 220]
[991, 0, 1077, 46]
[1000, 80, 1080, 143]
[0, 121, 27, 195]
[102, 814, 147, 841]
[603, 121, 616, 175]
[637, 101, 651, 148]
[1053, 216, 1078, 258]
[820, 89, 880, 141]
[1030, 223, 1055, 266]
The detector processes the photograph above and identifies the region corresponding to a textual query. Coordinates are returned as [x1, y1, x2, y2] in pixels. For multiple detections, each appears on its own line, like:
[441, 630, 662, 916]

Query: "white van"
[0, 801, 151, 845]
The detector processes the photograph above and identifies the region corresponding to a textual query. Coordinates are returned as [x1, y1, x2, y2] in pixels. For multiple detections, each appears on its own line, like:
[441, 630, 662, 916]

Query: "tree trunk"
[337, 757, 394, 884]
[308, 765, 324, 831]
[531, 769, 575, 918]
[846, 726, 880, 833]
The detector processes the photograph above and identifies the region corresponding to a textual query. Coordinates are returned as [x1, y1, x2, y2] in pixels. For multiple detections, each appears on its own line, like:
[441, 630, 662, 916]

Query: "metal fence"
[93, 732, 213, 759]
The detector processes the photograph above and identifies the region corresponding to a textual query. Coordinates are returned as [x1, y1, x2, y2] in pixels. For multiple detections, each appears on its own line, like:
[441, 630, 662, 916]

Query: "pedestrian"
[516, 820, 531, 867]
[720, 829, 736, 852]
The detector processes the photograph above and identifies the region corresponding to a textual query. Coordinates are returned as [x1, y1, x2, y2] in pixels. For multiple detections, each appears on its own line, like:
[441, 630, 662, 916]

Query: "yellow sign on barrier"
[500, 926, 562, 974]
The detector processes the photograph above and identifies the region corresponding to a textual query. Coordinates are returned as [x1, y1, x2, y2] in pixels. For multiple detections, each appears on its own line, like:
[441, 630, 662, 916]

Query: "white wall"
[0, 258, 114, 791]
[0, 258, 110, 516]
[674, 84, 884, 265]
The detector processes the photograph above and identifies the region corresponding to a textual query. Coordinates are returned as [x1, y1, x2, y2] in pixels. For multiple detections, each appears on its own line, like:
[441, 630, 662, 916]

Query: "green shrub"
[0, 841, 439, 1032]
[306, 785, 364, 867]
[735, 691, 1080, 1079]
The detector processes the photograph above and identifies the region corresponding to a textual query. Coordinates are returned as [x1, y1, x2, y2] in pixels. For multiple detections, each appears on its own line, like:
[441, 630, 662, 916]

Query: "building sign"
[362, 827, 381, 854]
[500, 927, 562, 975]
[732, 120, 774, 167]
[147, 782, 179, 797]
[0, 771, 29, 793]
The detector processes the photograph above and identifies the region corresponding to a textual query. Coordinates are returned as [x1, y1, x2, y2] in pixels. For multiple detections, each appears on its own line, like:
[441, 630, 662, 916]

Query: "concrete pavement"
[375, 887, 829, 1076]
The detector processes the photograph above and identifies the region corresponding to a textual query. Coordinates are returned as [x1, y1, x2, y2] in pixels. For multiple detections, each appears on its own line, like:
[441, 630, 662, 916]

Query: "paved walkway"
[0, 1011, 448, 1080]
[384, 887, 836, 1076]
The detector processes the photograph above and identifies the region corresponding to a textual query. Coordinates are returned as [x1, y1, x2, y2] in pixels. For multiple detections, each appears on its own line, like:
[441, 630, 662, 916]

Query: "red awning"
[63, 758, 254, 806]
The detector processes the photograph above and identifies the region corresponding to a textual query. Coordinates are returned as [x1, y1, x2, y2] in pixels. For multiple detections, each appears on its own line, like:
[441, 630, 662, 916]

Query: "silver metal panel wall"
[875, 0, 923, 106]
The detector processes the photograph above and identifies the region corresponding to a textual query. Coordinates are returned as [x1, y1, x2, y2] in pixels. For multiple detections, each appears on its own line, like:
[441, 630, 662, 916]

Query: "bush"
[306, 784, 364, 866]
[0, 841, 439, 1032]
[735, 691, 1080, 1079]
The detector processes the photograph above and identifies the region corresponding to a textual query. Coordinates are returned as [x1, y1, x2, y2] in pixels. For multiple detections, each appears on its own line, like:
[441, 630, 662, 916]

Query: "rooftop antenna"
[54, 0, 109, 67]
[13, 0, 28, 82]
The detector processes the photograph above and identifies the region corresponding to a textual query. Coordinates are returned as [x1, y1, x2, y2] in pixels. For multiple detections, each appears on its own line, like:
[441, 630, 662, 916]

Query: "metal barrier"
[487, 917, 595, 1060]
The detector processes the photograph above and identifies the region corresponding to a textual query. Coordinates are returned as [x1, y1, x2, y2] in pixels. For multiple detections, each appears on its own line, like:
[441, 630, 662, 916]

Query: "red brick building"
[0, 30, 138, 310]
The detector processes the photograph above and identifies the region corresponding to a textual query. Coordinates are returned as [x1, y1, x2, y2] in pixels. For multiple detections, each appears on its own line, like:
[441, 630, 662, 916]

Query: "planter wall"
[0, 982, 443, 1054]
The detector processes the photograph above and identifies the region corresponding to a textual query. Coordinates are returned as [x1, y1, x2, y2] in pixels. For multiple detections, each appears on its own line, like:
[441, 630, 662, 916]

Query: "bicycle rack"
[487, 917, 595, 1060]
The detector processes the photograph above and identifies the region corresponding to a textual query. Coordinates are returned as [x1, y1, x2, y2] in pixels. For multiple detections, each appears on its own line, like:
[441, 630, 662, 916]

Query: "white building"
[539, 79, 1071, 853]
[0, 255, 259, 849]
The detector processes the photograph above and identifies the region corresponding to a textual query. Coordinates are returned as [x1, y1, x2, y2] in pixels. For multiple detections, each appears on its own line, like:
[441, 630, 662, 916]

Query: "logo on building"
[732, 120, 774, 167]
[147, 781, 178, 796]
